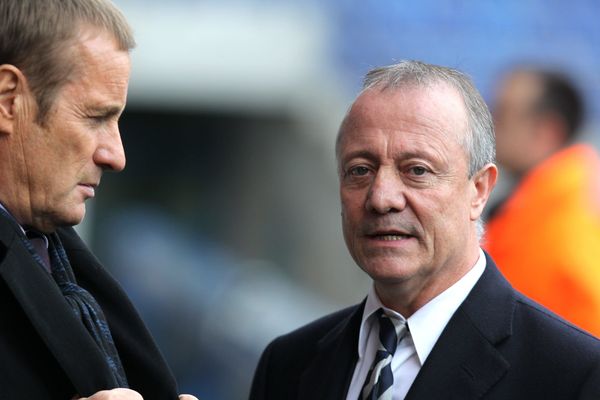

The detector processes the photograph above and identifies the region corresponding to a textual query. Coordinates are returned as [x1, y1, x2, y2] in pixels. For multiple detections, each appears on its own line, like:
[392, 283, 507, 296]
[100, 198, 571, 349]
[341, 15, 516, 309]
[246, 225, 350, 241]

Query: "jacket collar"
[293, 252, 516, 400]
[405, 253, 514, 399]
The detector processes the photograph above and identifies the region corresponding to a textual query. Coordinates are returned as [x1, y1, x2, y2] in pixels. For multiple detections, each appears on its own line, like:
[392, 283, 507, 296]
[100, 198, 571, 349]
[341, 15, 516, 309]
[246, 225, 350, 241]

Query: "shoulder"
[497, 293, 600, 396]
[250, 304, 361, 399]
[465, 256, 600, 364]
[257, 304, 361, 369]
[269, 304, 360, 350]
[512, 292, 600, 353]
[258, 304, 361, 372]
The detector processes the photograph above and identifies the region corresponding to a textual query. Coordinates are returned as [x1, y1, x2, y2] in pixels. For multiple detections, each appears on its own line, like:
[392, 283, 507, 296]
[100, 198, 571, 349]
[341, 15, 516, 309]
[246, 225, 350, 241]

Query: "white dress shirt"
[346, 249, 486, 400]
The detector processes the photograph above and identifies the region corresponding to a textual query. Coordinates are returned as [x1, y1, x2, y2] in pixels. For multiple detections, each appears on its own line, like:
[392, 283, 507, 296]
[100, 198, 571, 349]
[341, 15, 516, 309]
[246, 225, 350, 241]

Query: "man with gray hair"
[0, 0, 196, 399]
[249, 61, 600, 399]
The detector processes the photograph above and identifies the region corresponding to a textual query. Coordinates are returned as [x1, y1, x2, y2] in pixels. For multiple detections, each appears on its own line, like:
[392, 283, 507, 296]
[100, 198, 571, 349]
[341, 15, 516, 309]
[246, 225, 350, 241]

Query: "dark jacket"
[0, 219, 179, 399]
[250, 254, 600, 399]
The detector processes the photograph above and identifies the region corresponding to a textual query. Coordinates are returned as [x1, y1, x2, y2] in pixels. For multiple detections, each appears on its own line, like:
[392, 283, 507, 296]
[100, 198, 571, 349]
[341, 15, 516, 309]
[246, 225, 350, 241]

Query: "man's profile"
[0, 1, 196, 398]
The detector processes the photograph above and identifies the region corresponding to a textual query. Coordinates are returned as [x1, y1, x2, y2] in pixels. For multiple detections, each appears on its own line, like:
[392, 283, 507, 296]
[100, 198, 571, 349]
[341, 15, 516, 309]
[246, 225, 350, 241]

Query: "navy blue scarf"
[46, 233, 129, 388]
[10, 222, 129, 388]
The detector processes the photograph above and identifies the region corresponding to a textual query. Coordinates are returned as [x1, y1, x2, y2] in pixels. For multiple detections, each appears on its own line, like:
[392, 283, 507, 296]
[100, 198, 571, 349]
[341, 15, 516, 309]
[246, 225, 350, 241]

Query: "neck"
[374, 247, 481, 317]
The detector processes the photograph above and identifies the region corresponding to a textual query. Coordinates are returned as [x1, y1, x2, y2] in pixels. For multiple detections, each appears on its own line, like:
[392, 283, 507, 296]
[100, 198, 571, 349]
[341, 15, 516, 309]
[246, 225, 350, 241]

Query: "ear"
[469, 163, 498, 221]
[0, 64, 25, 134]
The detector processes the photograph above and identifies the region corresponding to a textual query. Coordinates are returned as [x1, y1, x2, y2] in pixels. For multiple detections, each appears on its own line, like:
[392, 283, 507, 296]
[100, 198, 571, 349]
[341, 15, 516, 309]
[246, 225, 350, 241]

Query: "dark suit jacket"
[250, 254, 600, 399]
[0, 218, 179, 399]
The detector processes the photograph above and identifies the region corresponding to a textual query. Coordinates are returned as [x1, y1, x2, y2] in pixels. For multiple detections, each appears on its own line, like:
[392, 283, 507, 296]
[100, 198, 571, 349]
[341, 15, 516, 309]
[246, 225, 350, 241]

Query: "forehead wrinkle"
[352, 84, 466, 135]
[338, 83, 470, 170]
[388, 129, 451, 165]
[342, 116, 459, 169]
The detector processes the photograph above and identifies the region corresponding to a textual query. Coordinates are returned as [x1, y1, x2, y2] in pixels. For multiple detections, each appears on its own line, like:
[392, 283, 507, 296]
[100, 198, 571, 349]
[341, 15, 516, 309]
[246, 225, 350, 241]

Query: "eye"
[88, 114, 110, 124]
[410, 166, 428, 176]
[348, 166, 370, 176]
[87, 108, 121, 125]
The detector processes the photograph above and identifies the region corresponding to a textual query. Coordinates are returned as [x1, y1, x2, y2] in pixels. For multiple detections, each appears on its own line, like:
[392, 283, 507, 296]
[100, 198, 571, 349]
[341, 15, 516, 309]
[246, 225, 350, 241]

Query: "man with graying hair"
[0, 1, 197, 399]
[250, 61, 600, 399]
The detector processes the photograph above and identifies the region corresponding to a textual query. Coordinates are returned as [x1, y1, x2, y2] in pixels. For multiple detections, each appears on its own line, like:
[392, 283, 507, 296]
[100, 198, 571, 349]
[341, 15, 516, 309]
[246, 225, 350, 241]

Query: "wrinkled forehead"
[336, 83, 469, 157]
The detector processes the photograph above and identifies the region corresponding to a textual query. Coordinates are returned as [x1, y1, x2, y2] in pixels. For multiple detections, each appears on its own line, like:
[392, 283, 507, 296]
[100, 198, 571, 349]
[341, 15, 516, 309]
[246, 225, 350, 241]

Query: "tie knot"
[376, 308, 406, 355]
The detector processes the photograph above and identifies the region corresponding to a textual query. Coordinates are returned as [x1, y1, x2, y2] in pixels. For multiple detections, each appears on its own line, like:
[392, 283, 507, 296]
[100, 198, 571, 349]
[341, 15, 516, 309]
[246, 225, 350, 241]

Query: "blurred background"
[78, 1, 600, 398]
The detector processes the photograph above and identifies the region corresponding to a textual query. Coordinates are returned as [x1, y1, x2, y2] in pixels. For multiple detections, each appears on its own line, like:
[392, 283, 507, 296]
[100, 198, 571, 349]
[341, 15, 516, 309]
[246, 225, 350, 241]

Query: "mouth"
[78, 182, 98, 198]
[371, 234, 413, 241]
[366, 230, 417, 241]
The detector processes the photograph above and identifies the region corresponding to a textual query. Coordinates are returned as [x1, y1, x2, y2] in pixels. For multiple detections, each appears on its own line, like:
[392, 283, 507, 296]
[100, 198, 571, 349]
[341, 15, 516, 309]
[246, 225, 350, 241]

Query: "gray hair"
[0, 0, 135, 123]
[337, 60, 495, 238]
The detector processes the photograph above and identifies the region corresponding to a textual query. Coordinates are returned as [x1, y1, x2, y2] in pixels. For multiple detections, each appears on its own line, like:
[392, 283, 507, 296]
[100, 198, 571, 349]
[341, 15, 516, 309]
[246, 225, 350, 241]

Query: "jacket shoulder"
[513, 292, 600, 352]
[249, 304, 361, 400]
[272, 304, 360, 349]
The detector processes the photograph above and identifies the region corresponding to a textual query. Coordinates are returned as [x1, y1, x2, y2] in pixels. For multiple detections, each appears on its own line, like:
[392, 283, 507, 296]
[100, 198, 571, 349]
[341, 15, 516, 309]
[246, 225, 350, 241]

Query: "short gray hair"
[338, 60, 495, 178]
[0, 0, 135, 123]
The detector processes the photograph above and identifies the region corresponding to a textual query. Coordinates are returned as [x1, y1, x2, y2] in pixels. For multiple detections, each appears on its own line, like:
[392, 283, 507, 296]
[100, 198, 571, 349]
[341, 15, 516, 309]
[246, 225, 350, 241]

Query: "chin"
[54, 207, 86, 228]
[68, 211, 86, 226]
[359, 259, 420, 283]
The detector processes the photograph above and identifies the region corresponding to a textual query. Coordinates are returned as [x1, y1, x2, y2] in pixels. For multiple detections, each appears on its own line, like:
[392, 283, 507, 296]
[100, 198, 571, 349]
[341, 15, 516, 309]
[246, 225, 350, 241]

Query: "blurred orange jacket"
[484, 144, 600, 337]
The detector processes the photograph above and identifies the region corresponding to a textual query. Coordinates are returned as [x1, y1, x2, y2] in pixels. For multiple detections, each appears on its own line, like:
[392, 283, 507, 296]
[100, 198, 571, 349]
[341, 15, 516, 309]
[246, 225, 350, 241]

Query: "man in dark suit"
[250, 61, 600, 399]
[0, 1, 197, 399]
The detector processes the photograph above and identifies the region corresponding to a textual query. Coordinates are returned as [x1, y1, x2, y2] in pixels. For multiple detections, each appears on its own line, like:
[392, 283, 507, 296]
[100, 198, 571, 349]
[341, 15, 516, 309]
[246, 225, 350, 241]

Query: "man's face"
[338, 84, 486, 309]
[12, 29, 130, 232]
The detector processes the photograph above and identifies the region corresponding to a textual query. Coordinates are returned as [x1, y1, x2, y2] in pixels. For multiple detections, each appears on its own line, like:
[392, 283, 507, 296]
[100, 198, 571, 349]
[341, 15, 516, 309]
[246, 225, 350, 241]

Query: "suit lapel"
[406, 255, 514, 399]
[298, 302, 365, 400]
[0, 220, 116, 396]
[405, 310, 510, 399]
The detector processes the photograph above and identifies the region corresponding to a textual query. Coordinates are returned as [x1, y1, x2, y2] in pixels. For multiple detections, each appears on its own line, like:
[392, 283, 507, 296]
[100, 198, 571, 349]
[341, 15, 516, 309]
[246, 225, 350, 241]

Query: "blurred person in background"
[249, 61, 600, 400]
[0, 0, 197, 399]
[484, 67, 600, 337]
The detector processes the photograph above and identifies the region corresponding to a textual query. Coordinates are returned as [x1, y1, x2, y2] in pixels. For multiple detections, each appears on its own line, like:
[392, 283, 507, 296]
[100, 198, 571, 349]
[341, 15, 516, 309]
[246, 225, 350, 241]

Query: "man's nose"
[94, 125, 126, 172]
[365, 167, 407, 214]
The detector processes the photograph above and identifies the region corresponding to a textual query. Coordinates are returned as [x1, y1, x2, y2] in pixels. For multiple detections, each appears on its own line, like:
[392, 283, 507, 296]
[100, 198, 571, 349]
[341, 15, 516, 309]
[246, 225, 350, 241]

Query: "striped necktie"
[361, 308, 408, 400]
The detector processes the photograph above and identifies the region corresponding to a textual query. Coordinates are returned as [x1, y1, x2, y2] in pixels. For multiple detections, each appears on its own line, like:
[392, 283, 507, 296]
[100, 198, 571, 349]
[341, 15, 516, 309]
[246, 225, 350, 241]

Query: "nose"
[94, 125, 126, 172]
[365, 167, 406, 214]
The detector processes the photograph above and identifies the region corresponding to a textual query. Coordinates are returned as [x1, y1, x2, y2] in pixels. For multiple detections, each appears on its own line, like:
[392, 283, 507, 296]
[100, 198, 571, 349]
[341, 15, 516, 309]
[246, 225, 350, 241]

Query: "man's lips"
[78, 183, 98, 197]
[366, 230, 415, 240]
[368, 232, 414, 240]
[360, 219, 422, 241]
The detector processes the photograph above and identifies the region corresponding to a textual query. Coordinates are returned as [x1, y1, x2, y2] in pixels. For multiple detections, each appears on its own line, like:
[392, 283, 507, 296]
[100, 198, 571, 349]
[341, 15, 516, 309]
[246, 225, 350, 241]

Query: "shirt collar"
[357, 248, 487, 364]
